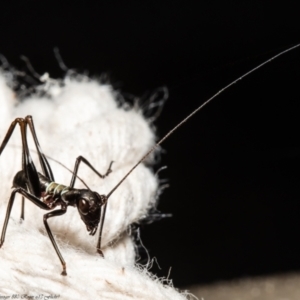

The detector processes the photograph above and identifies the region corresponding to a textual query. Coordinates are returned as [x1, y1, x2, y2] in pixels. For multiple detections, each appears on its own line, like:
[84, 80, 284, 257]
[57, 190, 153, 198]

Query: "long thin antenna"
[107, 43, 300, 199]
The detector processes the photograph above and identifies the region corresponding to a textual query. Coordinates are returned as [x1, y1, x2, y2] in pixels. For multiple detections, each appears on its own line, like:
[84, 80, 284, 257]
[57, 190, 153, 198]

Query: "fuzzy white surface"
[0, 73, 191, 299]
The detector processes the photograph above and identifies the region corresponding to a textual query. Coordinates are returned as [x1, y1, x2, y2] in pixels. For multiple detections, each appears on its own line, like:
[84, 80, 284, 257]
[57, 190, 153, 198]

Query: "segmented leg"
[43, 208, 67, 275]
[0, 187, 67, 275]
[96, 199, 108, 257]
[0, 118, 40, 221]
[20, 196, 25, 221]
[69, 156, 113, 188]
[0, 116, 55, 220]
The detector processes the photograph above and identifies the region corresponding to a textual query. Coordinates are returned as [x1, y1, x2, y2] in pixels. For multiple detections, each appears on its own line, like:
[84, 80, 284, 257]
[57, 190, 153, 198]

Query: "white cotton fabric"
[0, 73, 192, 299]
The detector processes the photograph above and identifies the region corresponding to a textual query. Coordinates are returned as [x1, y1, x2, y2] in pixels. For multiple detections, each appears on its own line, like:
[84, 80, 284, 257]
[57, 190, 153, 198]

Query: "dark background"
[1, 1, 300, 287]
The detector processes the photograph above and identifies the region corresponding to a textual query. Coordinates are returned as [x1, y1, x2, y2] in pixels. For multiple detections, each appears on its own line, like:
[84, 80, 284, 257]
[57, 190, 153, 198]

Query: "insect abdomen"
[46, 182, 69, 197]
[13, 170, 28, 190]
[38, 173, 69, 197]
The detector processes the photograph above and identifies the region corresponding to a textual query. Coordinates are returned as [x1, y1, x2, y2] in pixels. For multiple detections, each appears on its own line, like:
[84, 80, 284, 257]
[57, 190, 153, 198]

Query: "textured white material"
[0, 73, 191, 299]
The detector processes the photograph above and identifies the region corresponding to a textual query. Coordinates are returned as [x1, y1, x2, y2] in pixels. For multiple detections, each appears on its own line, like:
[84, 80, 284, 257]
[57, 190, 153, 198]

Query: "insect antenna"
[106, 43, 300, 200]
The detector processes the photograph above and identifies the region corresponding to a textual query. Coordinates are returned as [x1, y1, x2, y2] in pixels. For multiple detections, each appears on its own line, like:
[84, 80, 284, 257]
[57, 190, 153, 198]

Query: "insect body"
[0, 116, 113, 275]
[0, 44, 299, 276]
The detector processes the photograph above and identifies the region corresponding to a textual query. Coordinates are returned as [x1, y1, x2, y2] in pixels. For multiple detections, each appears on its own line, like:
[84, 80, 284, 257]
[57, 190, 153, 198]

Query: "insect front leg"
[43, 208, 68, 276]
[1, 116, 55, 221]
[69, 156, 114, 187]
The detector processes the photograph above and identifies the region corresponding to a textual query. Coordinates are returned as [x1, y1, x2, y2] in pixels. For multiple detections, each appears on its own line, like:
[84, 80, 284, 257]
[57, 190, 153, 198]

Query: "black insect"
[0, 44, 299, 276]
[0, 116, 115, 275]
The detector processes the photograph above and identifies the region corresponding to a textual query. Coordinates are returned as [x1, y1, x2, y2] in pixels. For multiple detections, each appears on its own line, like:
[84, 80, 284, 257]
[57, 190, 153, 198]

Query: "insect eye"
[78, 199, 90, 215]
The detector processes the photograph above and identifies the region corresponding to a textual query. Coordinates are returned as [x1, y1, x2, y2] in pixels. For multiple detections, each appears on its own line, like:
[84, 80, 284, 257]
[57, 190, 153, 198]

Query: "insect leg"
[19, 118, 42, 222]
[69, 156, 113, 187]
[0, 187, 51, 248]
[43, 208, 67, 276]
[25, 115, 55, 181]
[96, 199, 108, 257]
[0, 120, 24, 220]
[19, 118, 40, 196]
[20, 196, 25, 221]
[68, 157, 113, 255]
[0, 118, 41, 220]
[0, 118, 20, 156]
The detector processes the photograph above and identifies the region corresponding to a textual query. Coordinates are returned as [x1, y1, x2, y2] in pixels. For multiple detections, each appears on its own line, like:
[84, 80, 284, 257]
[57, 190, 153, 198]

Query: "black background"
[1, 1, 300, 287]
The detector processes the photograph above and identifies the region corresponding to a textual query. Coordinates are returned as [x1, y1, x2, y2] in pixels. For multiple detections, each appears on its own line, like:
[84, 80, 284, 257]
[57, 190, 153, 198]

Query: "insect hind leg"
[43, 208, 68, 275]
[68, 157, 113, 256]
[0, 117, 40, 197]
[0, 116, 52, 220]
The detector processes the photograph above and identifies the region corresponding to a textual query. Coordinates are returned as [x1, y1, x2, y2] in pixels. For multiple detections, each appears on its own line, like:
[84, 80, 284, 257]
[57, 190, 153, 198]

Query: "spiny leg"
[43, 208, 67, 276]
[0, 187, 51, 248]
[69, 156, 113, 188]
